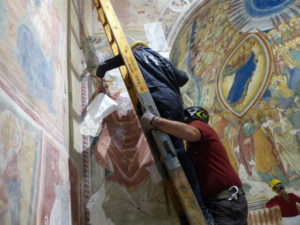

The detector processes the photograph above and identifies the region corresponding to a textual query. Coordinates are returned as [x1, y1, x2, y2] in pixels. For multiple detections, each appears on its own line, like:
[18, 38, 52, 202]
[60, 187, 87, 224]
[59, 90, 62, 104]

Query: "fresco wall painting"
[0, 0, 66, 143]
[0, 0, 74, 225]
[217, 33, 273, 117]
[0, 92, 42, 225]
[170, 0, 300, 210]
[38, 138, 71, 225]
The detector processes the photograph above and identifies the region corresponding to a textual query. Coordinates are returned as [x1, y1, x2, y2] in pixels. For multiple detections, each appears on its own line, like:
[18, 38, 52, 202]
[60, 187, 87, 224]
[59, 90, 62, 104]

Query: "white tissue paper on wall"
[80, 93, 118, 137]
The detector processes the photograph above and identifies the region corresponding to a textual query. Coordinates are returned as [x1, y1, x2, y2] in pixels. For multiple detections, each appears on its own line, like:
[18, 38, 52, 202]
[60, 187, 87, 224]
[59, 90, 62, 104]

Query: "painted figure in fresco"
[261, 100, 300, 179]
[140, 107, 248, 225]
[0, 110, 22, 225]
[271, 113, 300, 177]
[278, 24, 292, 43]
[269, 73, 294, 98]
[186, 3, 235, 83]
[288, 43, 300, 91]
[268, 28, 283, 47]
[225, 40, 257, 106]
[249, 110, 282, 179]
[266, 179, 300, 225]
[238, 118, 256, 177]
[208, 109, 241, 175]
[40, 146, 61, 225]
[260, 104, 289, 175]
[286, 97, 300, 143]
[289, 16, 300, 36]
[49, 156, 71, 225]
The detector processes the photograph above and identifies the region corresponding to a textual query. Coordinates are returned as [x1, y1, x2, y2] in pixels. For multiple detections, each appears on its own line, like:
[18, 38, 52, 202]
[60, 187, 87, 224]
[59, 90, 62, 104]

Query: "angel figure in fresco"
[277, 46, 298, 71]
[278, 24, 292, 43]
[269, 73, 294, 98]
[269, 108, 300, 178]
[261, 101, 300, 179]
[267, 28, 284, 48]
[288, 16, 300, 36]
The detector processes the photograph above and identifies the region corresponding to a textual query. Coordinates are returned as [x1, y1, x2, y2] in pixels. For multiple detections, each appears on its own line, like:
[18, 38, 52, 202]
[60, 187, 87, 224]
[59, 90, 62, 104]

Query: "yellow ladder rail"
[93, 1, 207, 224]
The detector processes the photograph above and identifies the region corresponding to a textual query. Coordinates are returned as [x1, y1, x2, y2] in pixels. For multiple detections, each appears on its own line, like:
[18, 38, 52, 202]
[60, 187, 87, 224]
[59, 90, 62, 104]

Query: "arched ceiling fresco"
[170, 0, 300, 116]
[170, 0, 300, 205]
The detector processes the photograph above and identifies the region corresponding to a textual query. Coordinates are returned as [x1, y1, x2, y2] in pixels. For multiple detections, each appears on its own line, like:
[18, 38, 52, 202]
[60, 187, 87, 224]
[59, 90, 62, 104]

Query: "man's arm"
[140, 111, 201, 142]
[265, 197, 277, 208]
[155, 117, 201, 142]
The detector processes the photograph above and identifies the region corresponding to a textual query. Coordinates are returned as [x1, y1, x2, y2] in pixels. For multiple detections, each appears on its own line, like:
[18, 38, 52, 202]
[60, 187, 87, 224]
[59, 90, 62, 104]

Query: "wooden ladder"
[92, 1, 207, 224]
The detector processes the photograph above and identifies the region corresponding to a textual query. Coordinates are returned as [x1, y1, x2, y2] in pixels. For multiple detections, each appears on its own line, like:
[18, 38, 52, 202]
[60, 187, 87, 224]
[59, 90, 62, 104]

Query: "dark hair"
[184, 107, 209, 123]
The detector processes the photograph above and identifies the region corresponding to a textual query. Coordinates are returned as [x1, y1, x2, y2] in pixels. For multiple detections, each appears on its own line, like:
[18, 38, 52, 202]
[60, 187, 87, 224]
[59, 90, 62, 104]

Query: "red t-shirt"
[266, 193, 300, 217]
[188, 120, 242, 198]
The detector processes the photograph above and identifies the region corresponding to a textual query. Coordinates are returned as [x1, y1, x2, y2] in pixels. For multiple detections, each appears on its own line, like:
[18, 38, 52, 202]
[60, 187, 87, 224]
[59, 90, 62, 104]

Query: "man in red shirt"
[141, 106, 248, 225]
[266, 179, 300, 225]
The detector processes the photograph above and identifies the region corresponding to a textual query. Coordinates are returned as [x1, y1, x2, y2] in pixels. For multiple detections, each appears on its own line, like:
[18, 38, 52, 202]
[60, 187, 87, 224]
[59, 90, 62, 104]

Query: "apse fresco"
[171, 0, 300, 204]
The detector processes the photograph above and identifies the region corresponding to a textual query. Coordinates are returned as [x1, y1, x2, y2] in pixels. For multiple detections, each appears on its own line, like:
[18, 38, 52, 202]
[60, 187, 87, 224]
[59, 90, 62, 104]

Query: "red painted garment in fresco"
[266, 193, 300, 217]
[94, 109, 154, 189]
[187, 120, 242, 198]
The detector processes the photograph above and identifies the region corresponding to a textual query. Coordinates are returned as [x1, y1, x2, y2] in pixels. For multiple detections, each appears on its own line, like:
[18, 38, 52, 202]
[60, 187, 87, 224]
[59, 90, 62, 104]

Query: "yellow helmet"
[130, 41, 149, 50]
[269, 179, 282, 190]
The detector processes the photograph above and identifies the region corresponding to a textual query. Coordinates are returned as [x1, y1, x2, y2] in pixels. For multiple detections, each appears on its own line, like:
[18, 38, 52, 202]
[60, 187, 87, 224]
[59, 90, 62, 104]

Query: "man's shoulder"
[288, 193, 299, 198]
[189, 120, 213, 130]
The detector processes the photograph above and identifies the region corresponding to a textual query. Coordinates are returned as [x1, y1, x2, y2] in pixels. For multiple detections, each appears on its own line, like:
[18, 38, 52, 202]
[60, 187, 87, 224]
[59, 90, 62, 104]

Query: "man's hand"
[140, 110, 159, 131]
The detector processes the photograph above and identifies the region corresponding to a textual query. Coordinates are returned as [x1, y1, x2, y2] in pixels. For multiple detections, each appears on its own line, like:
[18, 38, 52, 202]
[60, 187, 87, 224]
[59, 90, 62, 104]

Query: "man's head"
[184, 107, 209, 124]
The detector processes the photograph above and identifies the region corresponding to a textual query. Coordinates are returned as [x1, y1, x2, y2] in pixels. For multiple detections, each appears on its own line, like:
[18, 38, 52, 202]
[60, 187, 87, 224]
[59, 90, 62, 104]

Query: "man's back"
[187, 120, 242, 198]
[133, 46, 188, 122]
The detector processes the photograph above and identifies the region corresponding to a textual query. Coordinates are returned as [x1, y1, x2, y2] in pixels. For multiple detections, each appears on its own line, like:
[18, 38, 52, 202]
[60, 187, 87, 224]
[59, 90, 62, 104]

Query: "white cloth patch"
[80, 93, 118, 137]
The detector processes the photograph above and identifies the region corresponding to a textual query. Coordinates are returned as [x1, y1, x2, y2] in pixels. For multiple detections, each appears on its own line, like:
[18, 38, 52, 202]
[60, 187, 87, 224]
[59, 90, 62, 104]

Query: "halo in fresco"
[229, 0, 300, 31]
[217, 33, 273, 117]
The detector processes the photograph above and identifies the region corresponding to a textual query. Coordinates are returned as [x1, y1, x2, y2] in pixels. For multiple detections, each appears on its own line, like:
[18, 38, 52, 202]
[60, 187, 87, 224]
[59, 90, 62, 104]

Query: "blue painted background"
[16, 24, 55, 113]
[245, 0, 296, 17]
